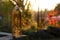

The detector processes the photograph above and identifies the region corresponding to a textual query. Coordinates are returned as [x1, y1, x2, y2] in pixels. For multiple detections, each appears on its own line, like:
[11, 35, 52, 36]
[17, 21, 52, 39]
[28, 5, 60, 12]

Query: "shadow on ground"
[12, 27, 60, 40]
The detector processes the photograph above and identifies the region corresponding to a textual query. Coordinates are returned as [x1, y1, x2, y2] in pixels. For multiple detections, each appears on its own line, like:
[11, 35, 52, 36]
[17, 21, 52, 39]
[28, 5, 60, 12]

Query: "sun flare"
[24, 0, 60, 11]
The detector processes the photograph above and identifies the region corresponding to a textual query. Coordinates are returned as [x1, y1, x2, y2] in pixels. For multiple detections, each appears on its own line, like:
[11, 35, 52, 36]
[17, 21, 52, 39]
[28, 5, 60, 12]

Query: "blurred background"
[0, 0, 60, 38]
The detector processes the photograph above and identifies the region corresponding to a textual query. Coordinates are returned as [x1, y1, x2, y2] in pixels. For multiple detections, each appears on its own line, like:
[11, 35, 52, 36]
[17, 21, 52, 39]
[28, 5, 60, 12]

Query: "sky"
[25, 0, 60, 11]
[11, 0, 60, 11]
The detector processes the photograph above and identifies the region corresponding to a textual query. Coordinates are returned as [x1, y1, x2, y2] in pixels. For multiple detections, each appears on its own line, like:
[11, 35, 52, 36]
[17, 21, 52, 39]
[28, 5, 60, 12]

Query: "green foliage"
[55, 3, 60, 14]
[0, 1, 14, 16]
[23, 10, 31, 19]
[0, 1, 14, 33]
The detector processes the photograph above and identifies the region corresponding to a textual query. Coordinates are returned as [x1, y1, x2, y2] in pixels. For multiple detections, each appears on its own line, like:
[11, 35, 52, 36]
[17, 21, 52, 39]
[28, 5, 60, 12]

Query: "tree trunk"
[12, 6, 21, 38]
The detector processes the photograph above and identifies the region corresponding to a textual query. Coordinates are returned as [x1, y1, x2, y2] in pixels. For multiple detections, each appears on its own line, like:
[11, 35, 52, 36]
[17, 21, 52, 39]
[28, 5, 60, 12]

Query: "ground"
[0, 28, 60, 40]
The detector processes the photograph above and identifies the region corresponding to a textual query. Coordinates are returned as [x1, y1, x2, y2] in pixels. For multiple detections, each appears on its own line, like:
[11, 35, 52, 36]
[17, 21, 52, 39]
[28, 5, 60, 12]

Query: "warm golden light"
[24, 0, 60, 11]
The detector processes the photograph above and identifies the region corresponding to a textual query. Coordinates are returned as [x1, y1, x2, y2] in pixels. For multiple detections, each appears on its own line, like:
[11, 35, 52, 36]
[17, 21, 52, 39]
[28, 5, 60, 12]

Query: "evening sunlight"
[24, 0, 60, 11]
[0, 0, 60, 40]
